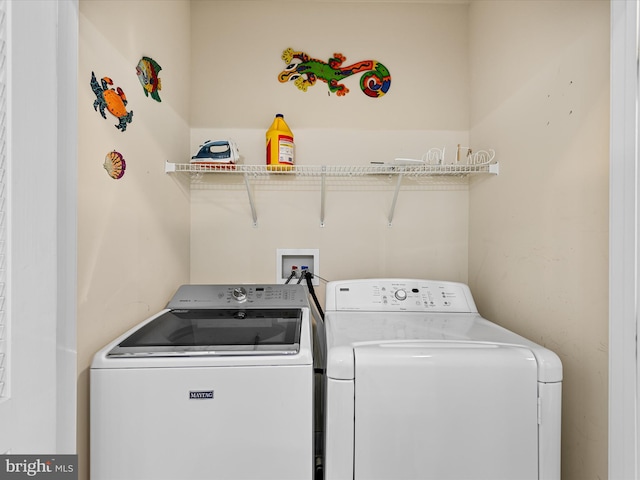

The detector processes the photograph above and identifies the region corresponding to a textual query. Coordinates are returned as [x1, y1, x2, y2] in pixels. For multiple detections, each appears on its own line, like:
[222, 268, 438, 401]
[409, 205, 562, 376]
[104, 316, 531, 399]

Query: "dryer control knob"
[232, 287, 247, 302]
[395, 289, 407, 301]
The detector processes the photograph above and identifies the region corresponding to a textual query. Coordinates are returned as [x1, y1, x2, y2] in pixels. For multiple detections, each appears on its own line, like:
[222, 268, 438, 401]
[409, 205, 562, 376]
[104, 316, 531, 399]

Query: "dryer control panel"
[325, 279, 478, 313]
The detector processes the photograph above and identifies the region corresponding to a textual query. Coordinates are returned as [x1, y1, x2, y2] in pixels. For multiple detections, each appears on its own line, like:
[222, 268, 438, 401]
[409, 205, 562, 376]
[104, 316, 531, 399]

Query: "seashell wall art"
[103, 150, 126, 179]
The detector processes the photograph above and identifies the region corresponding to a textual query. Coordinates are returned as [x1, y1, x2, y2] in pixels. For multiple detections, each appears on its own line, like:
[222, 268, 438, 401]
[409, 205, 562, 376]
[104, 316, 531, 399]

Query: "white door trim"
[55, 0, 78, 453]
[609, 1, 638, 478]
[1, 0, 78, 453]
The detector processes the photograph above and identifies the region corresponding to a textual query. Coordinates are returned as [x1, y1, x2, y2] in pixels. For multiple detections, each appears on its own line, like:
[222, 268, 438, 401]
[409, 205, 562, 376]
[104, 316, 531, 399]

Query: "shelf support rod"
[388, 172, 404, 226]
[320, 167, 326, 227]
[243, 173, 258, 227]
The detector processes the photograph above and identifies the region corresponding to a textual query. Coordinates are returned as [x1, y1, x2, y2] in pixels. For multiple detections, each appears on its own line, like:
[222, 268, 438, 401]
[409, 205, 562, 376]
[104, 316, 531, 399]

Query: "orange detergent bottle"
[266, 114, 294, 171]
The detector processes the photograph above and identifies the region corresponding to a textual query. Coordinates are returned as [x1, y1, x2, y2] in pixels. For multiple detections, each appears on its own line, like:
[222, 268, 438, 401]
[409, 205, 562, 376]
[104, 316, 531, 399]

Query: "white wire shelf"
[165, 162, 499, 176]
[165, 149, 498, 227]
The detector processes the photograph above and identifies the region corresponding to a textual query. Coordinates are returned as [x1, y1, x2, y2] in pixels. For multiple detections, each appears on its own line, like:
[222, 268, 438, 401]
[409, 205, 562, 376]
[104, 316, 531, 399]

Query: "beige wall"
[77, 1, 191, 479]
[468, 1, 610, 479]
[78, 2, 610, 480]
[189, 1, 473, 294]
[190, 1, 469, 130]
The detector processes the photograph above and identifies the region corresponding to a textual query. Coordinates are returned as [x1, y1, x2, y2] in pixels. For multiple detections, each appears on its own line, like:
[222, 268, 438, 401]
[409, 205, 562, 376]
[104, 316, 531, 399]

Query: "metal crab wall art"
[90, 71, 134, 132]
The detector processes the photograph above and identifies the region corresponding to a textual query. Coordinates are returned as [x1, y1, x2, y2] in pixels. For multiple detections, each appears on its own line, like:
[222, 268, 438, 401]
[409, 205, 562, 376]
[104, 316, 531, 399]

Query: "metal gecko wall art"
[278, 48, 391, 98]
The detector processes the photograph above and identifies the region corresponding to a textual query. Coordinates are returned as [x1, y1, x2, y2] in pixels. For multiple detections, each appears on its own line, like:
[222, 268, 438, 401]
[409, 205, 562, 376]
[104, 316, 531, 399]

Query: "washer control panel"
[167, 284, 308, 309]
[326, 279, 478, 313]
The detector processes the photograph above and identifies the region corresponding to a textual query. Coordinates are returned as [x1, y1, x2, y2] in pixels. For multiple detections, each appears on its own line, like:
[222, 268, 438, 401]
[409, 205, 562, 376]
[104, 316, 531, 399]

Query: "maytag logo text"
[189, 390, 214, 399]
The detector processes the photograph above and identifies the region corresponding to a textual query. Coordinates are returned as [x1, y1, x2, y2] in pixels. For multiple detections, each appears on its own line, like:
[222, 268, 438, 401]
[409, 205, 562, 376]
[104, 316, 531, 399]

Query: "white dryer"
[91, 284, 315, 480]
[323, 279, 562, 480]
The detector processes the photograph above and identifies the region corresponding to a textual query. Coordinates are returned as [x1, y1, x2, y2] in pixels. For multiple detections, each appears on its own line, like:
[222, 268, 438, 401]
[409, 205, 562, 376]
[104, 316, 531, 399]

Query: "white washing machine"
[323, 279, 562, 480]
[91, 284, 315, 480]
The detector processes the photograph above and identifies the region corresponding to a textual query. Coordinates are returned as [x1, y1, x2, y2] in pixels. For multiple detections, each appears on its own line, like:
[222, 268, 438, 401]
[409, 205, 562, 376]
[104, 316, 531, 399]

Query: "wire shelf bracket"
[165, 154, 499, 227]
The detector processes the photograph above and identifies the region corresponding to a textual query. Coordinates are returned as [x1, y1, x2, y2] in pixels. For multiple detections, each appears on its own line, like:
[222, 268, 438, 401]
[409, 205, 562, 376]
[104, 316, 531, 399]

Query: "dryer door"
[353, 341, 539, 480]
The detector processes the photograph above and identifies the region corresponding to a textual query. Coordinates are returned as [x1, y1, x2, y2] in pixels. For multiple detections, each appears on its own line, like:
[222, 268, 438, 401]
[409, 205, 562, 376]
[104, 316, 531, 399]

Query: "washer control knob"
[395, 289, 407, 301]
[232, 287, 247, 302]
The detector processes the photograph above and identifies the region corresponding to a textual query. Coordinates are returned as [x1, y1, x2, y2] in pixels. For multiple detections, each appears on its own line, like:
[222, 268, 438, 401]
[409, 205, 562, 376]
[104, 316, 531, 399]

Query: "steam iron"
[191, 140, 240, 168]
